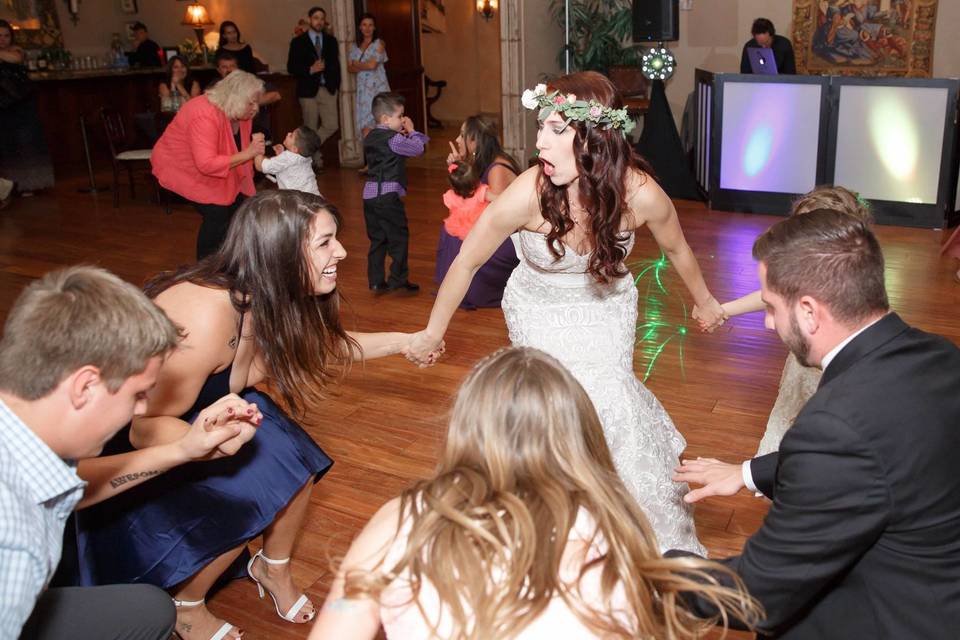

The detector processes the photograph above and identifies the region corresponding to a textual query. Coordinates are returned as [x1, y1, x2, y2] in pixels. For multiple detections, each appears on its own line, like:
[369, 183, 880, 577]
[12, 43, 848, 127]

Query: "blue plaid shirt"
[0, 398, 85, 639]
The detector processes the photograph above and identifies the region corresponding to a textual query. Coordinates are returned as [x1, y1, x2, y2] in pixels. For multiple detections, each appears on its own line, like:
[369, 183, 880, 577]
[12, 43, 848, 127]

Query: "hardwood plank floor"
[2, 156, 958, 638]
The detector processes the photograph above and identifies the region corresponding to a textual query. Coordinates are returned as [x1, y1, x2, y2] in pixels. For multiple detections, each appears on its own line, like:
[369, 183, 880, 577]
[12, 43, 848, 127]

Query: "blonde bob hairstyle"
[205, 69, 264, 120]
[344, 347, 762, 639]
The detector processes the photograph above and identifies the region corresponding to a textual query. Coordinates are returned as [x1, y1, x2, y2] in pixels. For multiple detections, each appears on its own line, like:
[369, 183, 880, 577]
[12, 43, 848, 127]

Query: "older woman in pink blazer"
[152, 70, 266, 259]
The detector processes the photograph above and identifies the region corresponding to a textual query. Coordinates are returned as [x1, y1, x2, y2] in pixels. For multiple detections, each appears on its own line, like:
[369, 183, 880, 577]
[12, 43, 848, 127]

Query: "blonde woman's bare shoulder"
[342, 497, 406, 572]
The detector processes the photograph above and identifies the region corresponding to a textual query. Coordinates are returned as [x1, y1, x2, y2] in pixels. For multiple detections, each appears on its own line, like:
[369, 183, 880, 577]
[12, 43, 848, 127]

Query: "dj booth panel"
[707, 74, 831, 215]
[695, 70, 960, 228]
[824, 77, 958, 228]
[832, 84, 947, 204]
[719, 81, 823, 195]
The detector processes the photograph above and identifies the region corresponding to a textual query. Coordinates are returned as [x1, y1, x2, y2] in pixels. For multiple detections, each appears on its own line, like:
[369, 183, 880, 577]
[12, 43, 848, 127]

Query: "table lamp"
[182, 2, 214, 49]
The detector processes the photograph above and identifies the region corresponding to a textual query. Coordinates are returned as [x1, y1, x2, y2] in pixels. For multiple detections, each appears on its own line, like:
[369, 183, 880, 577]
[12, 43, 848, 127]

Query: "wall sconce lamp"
[182, 2, 214, 48]
[476, 0, 498, 21]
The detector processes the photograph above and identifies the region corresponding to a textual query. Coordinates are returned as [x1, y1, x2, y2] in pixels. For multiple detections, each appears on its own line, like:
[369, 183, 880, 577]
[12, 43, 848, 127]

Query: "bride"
[409, 72, 724, 553]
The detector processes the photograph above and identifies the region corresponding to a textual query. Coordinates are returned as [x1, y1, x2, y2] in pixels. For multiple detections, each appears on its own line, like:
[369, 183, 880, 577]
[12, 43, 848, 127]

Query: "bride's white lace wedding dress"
[501, 230, 706, 554]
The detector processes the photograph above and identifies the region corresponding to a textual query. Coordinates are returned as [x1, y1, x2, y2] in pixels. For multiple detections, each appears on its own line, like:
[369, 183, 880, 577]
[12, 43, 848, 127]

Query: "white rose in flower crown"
[534, 83, 547, 95]
[521, 89, 539, 110]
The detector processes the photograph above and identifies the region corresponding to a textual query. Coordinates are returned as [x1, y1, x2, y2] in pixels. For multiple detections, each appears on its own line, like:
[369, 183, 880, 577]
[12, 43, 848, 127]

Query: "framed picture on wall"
[120, 0, 138, 14]
[124, 22, 138, 42]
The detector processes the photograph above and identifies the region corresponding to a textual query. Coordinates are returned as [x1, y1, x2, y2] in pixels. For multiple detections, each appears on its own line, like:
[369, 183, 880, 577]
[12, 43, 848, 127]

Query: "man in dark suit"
[739, 17, 796, 74]
[128, 22, 162, 68]
[286, 6, 341, 169]
[673, 210, 960, 638]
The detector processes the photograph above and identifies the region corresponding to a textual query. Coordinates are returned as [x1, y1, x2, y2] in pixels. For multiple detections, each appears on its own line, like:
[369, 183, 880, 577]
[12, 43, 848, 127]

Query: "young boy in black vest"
[362, 92, 428, 293]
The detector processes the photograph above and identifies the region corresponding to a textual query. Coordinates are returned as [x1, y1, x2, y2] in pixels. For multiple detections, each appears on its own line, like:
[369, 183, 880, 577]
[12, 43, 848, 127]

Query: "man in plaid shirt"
[0, 266, 260, 639]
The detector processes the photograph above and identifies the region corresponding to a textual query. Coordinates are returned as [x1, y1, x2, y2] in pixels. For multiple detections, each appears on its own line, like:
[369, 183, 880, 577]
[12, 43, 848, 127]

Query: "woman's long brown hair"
[538, 71, 656, 283]
[144, 190, 358, 417]
[462, 115, 522, 179]
[345, 348, 762, 639]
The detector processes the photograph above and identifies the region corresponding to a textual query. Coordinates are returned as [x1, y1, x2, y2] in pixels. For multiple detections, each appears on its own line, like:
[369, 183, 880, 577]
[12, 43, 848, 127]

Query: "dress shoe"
[370, 283, 390, 293]
[388, 281, 420, 294]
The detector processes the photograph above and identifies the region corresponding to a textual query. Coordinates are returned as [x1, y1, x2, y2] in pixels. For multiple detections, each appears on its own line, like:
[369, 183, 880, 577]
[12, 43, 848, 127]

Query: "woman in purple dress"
[435, 115, 521, 309]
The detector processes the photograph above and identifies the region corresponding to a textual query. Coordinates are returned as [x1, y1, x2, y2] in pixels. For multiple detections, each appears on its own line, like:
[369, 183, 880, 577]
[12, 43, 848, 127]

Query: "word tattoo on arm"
[109, 469, 161, 488]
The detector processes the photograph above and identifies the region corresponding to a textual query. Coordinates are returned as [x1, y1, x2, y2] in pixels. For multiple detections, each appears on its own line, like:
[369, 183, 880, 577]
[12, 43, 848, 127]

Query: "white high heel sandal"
[246, 549, 316, 623]
[172, 597, 241, 640]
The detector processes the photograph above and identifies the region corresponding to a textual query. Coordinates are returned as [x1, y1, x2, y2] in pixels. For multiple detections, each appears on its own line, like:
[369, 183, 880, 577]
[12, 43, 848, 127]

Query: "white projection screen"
[719, 81, 822, 194]
[833, 84, 948, 205]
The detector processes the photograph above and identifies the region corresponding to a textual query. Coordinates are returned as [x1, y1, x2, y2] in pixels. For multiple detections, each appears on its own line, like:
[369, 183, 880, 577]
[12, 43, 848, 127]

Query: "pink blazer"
[151, 95, 256, 205]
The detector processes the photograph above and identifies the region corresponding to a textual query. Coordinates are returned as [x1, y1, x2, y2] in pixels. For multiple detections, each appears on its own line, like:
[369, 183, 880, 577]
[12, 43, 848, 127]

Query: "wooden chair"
[99, 108, 167, 211]
[424, 75, 447, 129]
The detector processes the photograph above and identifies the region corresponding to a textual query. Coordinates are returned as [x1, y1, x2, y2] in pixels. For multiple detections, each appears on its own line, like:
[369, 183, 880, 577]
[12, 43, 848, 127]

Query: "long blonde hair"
[345, 347, 762, 639]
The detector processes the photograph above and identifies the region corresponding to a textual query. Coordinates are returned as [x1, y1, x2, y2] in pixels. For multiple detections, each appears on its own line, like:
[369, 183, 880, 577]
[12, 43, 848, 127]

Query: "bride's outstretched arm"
[407, 168, 540, 363]
[632, 176, 724, 331]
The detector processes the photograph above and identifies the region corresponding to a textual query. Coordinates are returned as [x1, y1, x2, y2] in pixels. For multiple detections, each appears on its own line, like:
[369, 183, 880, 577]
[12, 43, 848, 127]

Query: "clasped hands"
[402, 331, 446, 368]
[692, 295, 727, 333]
[178, 393, 262, 461]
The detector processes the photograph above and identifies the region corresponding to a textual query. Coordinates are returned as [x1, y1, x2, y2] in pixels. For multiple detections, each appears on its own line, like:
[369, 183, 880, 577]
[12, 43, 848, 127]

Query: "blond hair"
[345, 347, 762, 639]
[0, 266, 181, 400]
[792, 185, 872, 222]
[205, 69, 264, 120]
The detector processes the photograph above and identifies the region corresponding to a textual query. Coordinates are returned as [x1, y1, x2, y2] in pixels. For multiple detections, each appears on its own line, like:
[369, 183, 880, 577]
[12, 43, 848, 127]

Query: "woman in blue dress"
[348, 13, 390, 140]
[76, 191, 428, 640]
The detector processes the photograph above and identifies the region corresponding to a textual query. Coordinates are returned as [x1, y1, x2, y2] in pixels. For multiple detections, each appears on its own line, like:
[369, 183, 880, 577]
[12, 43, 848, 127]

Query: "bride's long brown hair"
[539, 71, 656, 284]
[345, 347, 762, 639]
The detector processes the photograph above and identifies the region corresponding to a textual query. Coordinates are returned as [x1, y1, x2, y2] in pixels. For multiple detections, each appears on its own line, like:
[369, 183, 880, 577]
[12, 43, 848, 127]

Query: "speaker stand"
[635, 80, 703, 201]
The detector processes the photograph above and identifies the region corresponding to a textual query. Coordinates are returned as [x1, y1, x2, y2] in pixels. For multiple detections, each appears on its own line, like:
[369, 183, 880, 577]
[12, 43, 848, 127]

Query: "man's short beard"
[785, 311, 813, 367]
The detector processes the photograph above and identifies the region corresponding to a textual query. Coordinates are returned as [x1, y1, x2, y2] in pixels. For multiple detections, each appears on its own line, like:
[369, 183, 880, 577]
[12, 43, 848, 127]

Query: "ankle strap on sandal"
[172, 597, 205, 608]
[254, 549, 291, 565]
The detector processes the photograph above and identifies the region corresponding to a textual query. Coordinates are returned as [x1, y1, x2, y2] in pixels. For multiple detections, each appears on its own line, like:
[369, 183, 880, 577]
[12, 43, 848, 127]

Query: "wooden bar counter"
[29, 67, 302, 175]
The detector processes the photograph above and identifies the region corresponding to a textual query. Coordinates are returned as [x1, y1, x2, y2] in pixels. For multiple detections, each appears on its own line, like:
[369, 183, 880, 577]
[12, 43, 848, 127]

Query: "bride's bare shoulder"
[624, 167, 670, 227]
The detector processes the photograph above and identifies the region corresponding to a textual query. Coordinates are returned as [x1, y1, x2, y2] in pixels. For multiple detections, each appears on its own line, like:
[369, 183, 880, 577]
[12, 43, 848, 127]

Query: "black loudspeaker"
[632, 0, 679, 42]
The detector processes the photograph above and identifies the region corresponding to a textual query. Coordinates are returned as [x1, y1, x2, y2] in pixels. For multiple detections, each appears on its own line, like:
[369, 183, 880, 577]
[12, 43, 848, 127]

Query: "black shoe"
[370, 282, 390, 293]
[388, 281, 420, 294]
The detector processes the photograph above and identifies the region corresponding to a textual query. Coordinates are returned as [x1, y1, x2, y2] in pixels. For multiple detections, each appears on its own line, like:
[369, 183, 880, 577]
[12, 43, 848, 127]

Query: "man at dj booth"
[740, 17, 797, 75]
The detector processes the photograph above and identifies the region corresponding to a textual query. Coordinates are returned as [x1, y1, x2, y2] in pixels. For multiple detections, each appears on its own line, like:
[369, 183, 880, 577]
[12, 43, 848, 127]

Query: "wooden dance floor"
[2, 158, 958, 638]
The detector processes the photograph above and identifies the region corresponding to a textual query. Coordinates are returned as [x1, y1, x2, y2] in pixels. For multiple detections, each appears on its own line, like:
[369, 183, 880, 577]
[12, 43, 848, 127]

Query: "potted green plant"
[550, 0, 648, 96]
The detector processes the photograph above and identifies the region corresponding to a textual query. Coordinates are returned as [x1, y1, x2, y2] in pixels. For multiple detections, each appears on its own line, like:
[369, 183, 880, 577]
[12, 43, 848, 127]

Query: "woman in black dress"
[218, 21, 257, 72]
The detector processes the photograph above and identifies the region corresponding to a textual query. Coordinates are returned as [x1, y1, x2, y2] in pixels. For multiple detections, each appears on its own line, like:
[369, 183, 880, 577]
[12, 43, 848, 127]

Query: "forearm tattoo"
[109, 469, 161, 488]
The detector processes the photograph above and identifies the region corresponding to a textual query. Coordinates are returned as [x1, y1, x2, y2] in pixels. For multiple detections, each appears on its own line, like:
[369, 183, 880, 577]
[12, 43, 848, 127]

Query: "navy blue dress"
[74, 361, 333, 589]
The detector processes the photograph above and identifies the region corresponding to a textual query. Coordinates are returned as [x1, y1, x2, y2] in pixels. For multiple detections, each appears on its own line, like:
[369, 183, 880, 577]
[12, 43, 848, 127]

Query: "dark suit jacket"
[740, 34, 796, 74]
[286, 30, 340, 98]
[130, 38, 162, 68]
[675, 313, 960, 638]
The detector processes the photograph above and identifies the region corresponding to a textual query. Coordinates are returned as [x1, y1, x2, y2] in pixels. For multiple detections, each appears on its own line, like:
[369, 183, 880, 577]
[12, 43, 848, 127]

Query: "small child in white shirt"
[254, 126, 321, 195]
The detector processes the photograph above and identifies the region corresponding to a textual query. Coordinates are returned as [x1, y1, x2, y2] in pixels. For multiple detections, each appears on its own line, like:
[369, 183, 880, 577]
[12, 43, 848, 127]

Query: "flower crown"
[521, 83, 636, 137]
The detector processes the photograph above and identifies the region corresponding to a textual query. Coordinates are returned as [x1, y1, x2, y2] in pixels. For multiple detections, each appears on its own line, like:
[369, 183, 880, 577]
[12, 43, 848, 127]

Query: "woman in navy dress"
[435, 115, 522, 309]
[76, 191, 429, 640]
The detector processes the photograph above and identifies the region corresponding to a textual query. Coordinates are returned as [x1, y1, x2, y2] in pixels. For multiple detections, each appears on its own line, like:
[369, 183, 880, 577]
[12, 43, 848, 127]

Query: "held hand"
[310, 59, 326, 74]
[248, 134, 266, 159]
[179, 394, 263, 461]
[445, 141, 463, 165]
[272, 143, 285, 155]
[692, 296, 725, 333]
[673, 457, 745, 503]
[402, 331, 445, 368]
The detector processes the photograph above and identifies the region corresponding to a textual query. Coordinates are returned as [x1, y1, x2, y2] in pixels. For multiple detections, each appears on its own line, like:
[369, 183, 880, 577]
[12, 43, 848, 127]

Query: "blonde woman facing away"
[311, 347, 761, 640]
